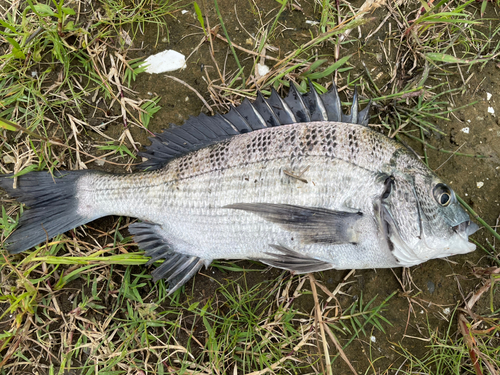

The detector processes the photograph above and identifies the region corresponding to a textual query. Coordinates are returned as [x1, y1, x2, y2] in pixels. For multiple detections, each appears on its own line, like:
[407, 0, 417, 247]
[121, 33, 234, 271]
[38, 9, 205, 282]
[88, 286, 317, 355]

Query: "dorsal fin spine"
[359, 100, 372, 126]
[234, 98, 268, 130]
[351, 87, 359, 124]
[269, 88, 296, 124]
[216, 114, 240, 133]
[284, 83, 311, 122]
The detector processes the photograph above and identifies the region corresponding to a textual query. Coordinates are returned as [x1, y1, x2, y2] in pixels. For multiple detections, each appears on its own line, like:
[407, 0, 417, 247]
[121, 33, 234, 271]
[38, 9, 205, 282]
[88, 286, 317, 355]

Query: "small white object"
[487, 92, 492, 101]
[370, 336, 376, 343]
[460, 127, 469, 134]
[257, 63, 270, 77]
[31, 70, 38, 77]
[143, 50, 186, 73]
[2, 155, 15, 164]
[181, 9, 189, 14]
[443, 308, 451, 315]
[488, 106, 495, 115]
[477, 181, 484, 189]
[306, 20, 320, 26]
[467, 119, 471, 123]
[185, 96, 189, 102]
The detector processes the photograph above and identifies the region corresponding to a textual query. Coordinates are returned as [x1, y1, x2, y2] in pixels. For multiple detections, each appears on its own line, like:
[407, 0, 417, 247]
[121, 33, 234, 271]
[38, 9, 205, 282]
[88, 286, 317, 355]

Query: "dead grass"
[0, 0, 499, 373]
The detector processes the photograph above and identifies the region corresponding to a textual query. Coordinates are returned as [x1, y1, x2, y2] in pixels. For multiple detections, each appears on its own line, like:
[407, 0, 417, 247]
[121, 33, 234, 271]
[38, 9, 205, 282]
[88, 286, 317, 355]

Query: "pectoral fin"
[255, 244, 334, 273]
[225, 203, 362, 245]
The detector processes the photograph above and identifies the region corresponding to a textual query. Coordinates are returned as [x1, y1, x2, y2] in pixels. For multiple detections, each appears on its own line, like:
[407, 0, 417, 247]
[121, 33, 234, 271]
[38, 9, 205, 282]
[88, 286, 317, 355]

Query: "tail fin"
[1, 170, 93, 254]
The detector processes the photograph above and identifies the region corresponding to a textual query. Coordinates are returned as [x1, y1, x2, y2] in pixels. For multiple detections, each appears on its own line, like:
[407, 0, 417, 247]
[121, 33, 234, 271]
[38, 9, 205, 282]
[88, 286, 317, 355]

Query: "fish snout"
[453, 220, 479, 237]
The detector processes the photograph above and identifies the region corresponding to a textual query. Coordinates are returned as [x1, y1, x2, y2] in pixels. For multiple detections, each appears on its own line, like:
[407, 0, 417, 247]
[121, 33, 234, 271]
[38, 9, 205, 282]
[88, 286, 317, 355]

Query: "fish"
[0, 81, 479, 294]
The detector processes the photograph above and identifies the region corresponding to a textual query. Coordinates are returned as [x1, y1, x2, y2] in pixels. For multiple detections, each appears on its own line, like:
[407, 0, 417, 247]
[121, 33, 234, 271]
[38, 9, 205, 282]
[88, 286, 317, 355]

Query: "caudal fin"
[1, 170, 93, 254]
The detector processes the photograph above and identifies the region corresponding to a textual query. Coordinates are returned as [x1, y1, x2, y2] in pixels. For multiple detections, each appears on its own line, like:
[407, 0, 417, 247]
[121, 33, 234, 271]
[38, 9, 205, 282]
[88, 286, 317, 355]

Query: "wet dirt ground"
[2, 0, 499, 373]
[80, 0, 500, 372]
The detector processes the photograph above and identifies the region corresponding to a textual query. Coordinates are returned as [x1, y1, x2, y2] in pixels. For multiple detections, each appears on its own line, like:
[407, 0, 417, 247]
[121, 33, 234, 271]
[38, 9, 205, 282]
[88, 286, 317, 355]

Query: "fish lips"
[449, 220, 479, 254]
[453, 220, 480, 237]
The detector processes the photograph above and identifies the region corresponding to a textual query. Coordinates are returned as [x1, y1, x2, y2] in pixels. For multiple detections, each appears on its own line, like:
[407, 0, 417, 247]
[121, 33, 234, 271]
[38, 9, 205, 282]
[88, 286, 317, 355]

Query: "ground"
[0, 0, 499, 374]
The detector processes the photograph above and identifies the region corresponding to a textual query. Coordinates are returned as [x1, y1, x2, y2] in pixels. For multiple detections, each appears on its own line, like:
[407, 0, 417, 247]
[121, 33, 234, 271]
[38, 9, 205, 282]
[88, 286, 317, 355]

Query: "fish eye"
[433, 183, 452, 207]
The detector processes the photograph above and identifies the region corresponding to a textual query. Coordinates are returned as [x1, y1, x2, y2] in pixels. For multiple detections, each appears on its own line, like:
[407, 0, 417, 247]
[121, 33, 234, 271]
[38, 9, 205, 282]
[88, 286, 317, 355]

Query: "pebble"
[143, 50, 186, 73]
[257, 63, 270, 77]
[427, 280, 435, 294]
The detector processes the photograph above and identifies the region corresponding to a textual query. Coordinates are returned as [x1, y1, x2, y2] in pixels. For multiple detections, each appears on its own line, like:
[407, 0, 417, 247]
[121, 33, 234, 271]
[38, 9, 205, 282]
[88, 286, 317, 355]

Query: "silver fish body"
[1, 83, 478, 293]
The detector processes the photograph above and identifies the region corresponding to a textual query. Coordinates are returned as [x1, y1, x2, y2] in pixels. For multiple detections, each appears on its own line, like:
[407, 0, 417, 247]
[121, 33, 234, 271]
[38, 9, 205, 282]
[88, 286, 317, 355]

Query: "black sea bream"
[0, 81, 479, 293]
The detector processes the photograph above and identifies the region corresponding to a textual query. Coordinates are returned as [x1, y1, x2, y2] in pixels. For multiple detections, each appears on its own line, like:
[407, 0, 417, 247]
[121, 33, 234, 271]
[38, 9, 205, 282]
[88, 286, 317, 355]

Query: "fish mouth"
[452, 220, 480, 237]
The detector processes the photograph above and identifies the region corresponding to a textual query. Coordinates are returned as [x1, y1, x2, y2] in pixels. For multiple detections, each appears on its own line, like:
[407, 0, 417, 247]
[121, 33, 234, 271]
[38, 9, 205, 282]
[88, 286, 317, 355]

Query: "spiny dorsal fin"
[139, 80, 371, 170]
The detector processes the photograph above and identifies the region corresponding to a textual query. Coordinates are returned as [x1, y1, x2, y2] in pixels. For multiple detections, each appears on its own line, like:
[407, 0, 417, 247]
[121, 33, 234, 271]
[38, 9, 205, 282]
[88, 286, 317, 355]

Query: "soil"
[3, 0, 500, 373]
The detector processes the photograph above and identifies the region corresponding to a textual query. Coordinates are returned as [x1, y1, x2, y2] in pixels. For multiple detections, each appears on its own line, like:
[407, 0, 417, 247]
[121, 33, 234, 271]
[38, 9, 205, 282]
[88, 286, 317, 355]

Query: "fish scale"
[0, 81, 479, 294]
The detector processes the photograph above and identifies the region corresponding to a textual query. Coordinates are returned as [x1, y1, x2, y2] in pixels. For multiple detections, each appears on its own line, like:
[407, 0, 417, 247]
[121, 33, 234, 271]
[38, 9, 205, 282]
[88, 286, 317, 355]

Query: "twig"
[433, 142, 466, 172]
[164, 75, 214, 115]
[67, 114, 87, 170]
[323, 324, 358, 375]
[309, 274, 333, 375]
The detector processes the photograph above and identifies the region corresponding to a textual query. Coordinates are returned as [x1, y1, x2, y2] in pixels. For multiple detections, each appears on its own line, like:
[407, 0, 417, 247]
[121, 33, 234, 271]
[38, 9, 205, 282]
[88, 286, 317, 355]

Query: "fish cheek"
[384, 178, 422, 247]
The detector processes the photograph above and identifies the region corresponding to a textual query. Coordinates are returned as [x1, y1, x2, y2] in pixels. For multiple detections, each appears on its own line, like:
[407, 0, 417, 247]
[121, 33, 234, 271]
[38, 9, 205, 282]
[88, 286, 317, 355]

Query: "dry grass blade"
[1, 0, 499, 373]
[165, 75, 214, 115]
[309, 273, 332, 375]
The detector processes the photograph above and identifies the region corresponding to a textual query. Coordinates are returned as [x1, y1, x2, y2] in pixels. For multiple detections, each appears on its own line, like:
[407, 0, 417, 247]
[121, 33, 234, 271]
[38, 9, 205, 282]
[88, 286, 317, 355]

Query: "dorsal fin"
[139, 80, 371, 170]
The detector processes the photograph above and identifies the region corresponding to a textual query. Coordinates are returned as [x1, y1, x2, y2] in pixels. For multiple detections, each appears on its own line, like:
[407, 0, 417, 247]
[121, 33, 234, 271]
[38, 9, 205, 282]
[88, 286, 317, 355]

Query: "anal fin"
[129, 222, 206, 294]
[255, 245, 334, 274]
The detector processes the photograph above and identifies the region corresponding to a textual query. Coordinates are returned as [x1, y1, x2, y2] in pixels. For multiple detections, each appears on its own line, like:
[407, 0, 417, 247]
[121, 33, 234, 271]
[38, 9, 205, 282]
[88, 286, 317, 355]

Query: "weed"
[1, 0, 499, 374]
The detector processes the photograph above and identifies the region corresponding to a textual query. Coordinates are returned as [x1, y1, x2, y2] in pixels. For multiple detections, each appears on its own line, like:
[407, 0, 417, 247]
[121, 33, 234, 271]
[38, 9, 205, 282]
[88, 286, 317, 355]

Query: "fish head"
[382, 172, 479, 267]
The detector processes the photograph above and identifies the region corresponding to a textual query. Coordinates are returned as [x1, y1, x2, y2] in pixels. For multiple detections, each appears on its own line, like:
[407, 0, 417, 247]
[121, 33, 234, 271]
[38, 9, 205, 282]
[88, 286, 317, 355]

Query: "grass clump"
[0, 0, 499, 374]
[392, 268, 500, 374]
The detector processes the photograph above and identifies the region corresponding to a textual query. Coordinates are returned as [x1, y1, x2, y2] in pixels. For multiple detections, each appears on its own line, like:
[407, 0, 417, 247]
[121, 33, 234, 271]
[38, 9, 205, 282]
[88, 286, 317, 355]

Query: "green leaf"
[32, 4, 56, 17]
[140, 97, 161, 129]
[124, 58, 147, 86]
[62, 6, 76, 15]
[0, 117, 18, 131]
[12, 47, 25, 59]
[0, 18, 17, 33]
[425, 53, 470, 64]
[306, 58, 328, 73]
[14, 165, 39, 177]
[304, 54, 352, 80]
[193, 2, 206, 35]
[188, 302, 200, 312]
[5, 36, 22, 50]
[97, 143, 136, 159]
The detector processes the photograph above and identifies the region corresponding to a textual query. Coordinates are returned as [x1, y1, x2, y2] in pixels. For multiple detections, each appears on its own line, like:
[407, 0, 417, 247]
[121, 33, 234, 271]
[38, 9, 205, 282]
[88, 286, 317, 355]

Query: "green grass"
[1, 0, 500, 373]
[391, 303, 500, 374]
